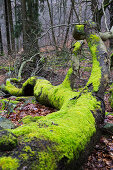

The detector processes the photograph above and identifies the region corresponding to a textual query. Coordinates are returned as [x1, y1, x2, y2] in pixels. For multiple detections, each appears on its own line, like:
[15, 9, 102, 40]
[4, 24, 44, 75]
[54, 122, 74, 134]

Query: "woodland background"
[0, 0, 113, 83]
[0, 1, 113, 169]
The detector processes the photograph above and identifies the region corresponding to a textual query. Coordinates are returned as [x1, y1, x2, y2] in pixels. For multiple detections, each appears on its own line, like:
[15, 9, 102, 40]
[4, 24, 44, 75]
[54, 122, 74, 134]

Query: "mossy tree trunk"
[0, 22, 109, 170]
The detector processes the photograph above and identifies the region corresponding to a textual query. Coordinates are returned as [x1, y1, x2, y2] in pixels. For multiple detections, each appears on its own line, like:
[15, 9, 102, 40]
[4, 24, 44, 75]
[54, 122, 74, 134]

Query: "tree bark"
[63, 4, 73, 48]
[0, 22, 109, 170]
[4, 0, 11, 55]
[7, 0, 15, 53]
[109, 1, 113, 49]
[21, 0, 27, 52]
[0, 26, 3, 54]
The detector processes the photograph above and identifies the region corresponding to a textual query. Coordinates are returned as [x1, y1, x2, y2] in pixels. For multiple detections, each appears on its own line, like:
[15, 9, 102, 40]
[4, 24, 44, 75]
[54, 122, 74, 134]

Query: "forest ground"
[0, 48, 113, 169]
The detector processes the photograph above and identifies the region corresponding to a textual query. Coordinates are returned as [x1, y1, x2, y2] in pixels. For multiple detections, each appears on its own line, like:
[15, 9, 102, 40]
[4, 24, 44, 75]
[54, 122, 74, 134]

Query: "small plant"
[2, 100, 15, 115]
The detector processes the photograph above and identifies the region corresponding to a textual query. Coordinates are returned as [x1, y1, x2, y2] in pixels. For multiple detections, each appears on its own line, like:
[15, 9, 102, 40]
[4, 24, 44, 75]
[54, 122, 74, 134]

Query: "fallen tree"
[0, 22, 109, 170]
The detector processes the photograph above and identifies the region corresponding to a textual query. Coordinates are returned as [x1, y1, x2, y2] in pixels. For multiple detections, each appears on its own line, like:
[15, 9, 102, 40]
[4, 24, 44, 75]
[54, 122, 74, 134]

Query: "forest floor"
[0, 55, 113, 169]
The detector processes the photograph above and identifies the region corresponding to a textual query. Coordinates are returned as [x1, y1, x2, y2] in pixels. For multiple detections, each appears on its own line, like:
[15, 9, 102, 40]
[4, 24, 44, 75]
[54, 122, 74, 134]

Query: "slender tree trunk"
[91, 0, 98, 22]
[4, 0, 11, 55]
[46, 0, 58, 54]
[0, 26, 3, 54]
[109, 1, 113, 49]
[21, 0, 27, 52]
[71, 0, 80, 23]
[63, 4, 73, 48]
[14, 0, 19, 52]
[7, 0, 15, 53]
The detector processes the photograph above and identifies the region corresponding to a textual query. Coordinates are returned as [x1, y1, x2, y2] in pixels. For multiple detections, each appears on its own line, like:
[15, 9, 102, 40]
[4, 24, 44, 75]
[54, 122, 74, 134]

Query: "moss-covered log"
[0, 22, 109, 170]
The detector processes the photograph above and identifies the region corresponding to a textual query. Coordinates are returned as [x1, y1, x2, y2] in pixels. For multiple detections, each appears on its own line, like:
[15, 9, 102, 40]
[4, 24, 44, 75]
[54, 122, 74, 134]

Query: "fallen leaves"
[83, 113, 113, 170]
[0, 98, 56, 127]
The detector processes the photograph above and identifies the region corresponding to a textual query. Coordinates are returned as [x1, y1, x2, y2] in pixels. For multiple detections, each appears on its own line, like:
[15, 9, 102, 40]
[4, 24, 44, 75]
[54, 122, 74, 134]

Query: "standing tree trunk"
[0, 26, 3, 54]
[63, 4, 73, 48]
[109, 1, 113, 49]
[7, 0, 15, 53]
[47, 0, 58, 55]
[4, 0, 11, 55]
[21, 0, 27, 52]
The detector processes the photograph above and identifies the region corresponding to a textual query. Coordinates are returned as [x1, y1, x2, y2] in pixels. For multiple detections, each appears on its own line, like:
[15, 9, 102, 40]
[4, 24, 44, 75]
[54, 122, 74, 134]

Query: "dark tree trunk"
[4, 0, 11, 55]
[47, 0, 58, 55]
[0, 26, 3, 54]
[21, 0, 27, 52]
[7, 0, 15, 53]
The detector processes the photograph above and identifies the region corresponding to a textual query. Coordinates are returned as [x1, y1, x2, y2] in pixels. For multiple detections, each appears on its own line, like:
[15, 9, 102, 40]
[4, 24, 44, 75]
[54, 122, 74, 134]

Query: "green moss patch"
[0, 157, 19, 170]
[86, 34, 101, 91]
[0, 130, 17, 151]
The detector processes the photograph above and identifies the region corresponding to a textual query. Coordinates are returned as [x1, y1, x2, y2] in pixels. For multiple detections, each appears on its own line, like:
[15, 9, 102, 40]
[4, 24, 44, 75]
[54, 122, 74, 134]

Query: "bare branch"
[102, 0, 109, 31]
[18, 53, 39, 79]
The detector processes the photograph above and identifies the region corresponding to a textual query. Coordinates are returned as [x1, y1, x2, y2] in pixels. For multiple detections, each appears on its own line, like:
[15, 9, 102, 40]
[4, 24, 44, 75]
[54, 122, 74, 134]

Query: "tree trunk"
[4, 0, 11, 55]
[7, 0, 15, 53]
[47, 0, 58, 55]
[21, 0, 27, 52]
[0, 22, 109, 170]
[63, 4, 73, 48]
[0, 26, 3, 54]
[109, 1, 113, 49]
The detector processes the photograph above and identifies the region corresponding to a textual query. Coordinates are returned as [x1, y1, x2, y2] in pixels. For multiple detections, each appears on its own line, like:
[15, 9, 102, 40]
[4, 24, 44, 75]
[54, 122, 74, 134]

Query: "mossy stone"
[0, 130, 17, 151]
[0, 116, 15, 129]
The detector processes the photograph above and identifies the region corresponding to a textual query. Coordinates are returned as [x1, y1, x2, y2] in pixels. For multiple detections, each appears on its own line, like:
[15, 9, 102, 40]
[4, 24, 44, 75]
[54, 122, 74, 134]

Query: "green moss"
[73, 41, 81, 56]
[89, 34, 100, 44]
[0, 131, 17, 151]
[19, 153, 29, 161]
[22, 77, 37, 90]
[5, 79, 22, 96]
[105, 112, 113, 116]
[10, 78, 21, 83]
[0, 157, 19, 170]
[0, 99, 19, 111]
[86, 34, 101, 92]
[36, 151, 57, 170]
[16, 96, 30, 100]
[0, 66, 14, 71]
[0, 99, 19, 104]
[87, 46, 101, 91]
[10, 88, 100, 168]
[84, 67, 91, 72]
[75, 25, 84, 32]
[23, 146, 35, 157]
[62, 67, 73, 89]
[21, 115, 41, 124]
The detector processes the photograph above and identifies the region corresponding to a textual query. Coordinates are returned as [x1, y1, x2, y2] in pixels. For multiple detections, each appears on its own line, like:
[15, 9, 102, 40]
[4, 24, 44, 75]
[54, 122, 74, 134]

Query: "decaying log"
[0, 22, 109, 170]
